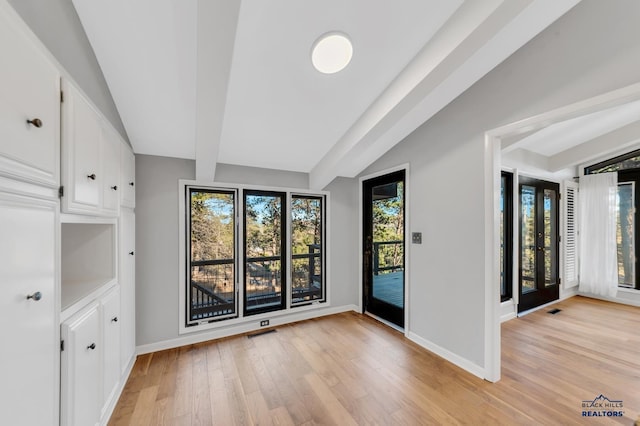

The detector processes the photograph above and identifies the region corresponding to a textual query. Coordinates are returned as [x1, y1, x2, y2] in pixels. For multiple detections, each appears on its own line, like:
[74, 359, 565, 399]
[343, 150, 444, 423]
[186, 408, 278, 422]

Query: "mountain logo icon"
[582, 394, 623, 408]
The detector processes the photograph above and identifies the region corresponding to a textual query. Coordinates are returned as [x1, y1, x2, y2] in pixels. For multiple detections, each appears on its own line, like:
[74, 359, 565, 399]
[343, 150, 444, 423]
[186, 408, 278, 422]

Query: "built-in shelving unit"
[61, 220, 116, 317]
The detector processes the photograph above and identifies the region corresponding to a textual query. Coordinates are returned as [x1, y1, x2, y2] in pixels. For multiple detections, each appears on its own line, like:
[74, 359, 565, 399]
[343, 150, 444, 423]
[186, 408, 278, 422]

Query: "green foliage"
[292, 197, 321, 254]
[190, 191, 234, 262]
[372, 182, 404, 271]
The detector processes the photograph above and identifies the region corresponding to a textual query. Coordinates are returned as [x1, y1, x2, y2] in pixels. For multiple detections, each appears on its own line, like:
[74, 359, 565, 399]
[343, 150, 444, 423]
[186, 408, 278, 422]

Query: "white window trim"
[178, 179, 330, 335]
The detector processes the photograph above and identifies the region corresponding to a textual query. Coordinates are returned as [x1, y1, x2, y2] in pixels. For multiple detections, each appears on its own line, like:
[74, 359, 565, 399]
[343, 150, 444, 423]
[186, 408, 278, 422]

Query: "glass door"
[519, 177, 560, 313]
[363, 170, 405, 328]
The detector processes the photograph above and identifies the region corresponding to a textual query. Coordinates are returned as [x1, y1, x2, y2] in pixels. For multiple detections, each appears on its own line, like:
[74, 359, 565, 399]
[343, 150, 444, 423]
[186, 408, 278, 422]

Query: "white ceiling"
[72, 0, 581, 188]
[503, 99, 640, 173]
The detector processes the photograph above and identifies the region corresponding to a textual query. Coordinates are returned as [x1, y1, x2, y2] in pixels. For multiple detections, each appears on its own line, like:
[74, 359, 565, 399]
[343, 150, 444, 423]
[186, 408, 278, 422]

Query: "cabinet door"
[120, 146, 135, 208]
[61, 80, 101, 214]
[61, 303, 101, 426]
[119, 209, 136, 373]
[101, 126, 121, 214]
[0, 5, 60, 187]
[101, 286, 121, 416]
[0, 192, 58, 426]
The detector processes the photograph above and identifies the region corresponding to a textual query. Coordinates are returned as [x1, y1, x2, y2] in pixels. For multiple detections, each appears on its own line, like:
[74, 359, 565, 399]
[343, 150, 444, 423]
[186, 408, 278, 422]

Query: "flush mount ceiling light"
[311, 32, 353, 74]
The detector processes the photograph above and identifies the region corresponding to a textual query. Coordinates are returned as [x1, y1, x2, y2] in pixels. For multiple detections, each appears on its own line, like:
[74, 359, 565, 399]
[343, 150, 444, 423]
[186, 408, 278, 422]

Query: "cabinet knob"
[111, 185, 118, 191]
[26, 118, 43, 128]
[26, 291, 42, 301]
[111, 316, 118, 322]
[87, 343, 96, 350]
[129, 182, 134, 187]
[87, 173, 96, 180]
[129, 251, 134, 256]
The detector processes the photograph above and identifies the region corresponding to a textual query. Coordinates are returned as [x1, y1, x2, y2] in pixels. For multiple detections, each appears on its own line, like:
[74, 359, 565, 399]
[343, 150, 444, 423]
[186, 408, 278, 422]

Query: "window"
[244, 191, 286, 315]
[616, 182, 635, 288]
[500, 171, 513, 301]
[187, 188, 237, 324]
[585, 149, 640, 174]
[291, 195, 325, 305]
[182, 183, 327, 330]
[586, 153, 640, 290]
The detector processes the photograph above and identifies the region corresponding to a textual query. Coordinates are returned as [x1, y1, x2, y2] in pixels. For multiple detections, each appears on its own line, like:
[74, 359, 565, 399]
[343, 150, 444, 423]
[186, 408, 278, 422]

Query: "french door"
[518, 177, 560, 313]
[363, 170, 405, 328]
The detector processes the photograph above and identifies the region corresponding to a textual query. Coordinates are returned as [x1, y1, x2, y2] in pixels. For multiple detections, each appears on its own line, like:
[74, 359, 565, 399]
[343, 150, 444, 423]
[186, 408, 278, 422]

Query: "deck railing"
[190, 244, 322, 319]
[373, 240, 403, 275]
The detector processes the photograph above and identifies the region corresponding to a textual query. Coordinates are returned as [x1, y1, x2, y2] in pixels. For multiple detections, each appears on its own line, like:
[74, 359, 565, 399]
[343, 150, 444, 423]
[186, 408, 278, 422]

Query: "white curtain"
[579, 172, 618, 297]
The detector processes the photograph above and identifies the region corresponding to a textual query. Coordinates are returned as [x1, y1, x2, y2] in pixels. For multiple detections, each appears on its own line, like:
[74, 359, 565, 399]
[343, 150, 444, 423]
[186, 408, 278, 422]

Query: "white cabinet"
[61, 80, 102, 213]
[61, 286, 124, 426]
[0, 191, 58, 426]
[119, 208, 136, 373]
[0, 3, 60, 187]
[120, 147, 135, 209]
[101, 287, 121, 417]
[61, 302, 102, 426]
[61, 80, 122, 216]
[101, 125, 121, 214]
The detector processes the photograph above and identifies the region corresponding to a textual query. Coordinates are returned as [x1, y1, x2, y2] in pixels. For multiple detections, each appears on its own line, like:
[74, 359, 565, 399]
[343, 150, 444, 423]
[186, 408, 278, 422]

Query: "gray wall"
[214, 163, 308, 188]
[8, 0, 128, 143]
[135, 155, 358, 346]
[360, 0, 640, 369]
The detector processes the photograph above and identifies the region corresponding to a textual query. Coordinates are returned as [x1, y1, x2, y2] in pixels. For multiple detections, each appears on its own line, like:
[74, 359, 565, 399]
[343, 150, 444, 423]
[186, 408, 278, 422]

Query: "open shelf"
[61, 222, 116, 313]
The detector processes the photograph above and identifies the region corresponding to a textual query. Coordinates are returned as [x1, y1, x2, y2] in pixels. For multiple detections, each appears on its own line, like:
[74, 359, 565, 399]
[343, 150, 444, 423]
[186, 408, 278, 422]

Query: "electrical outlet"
[412, 232, 422, 244]
[260, 320, 269, 327]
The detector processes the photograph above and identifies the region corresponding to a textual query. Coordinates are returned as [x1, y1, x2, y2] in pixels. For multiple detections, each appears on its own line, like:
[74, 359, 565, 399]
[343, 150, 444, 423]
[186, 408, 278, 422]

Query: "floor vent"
[247, 329, 276, 338]
[548, 308, 562, 315]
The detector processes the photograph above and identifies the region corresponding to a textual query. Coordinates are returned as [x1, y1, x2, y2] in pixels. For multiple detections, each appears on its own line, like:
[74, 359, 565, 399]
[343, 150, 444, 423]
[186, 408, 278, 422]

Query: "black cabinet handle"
[111, 317, 118, 323]
[26, 291, 42, 301]
[27, 118, 43, 128]
[87, 343, 96, 350]
[129, 251, 134, 256]
[129, 182, 134, 187]
[111, 185, 118, 191]
[87, 174, 96, 180]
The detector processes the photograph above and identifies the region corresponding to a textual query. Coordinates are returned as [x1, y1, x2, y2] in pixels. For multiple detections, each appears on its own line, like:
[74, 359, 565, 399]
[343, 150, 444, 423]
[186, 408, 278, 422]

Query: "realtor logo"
[581, 394, 624, 418]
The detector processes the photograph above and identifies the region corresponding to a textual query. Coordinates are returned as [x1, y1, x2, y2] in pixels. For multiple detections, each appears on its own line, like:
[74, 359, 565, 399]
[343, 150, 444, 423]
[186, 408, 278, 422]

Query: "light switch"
[412, 232, 422, 244]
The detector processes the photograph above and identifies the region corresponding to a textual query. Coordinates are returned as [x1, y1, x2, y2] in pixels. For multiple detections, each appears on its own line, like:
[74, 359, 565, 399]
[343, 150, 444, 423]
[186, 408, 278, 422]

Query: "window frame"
[184, 186, 239, 326]
[500, 171, 513, 302]
[178, 180, 329, 335]
[243, 189, 287, 316]
[290, 193, 326, 307]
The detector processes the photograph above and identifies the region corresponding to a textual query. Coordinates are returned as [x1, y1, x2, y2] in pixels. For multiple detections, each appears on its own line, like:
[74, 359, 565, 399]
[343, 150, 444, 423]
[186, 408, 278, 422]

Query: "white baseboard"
[102, 354, 136, 425]
[136, 304, 360, 355]
[561, 286, 579, 300]
[500, 311, 517, 322]
[578, 291, 640, 307]
[407, 331, 486, 380]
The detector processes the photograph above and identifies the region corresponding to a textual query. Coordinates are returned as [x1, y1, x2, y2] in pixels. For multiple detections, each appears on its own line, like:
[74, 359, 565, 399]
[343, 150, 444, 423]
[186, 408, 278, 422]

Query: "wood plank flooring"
[109, 296, 640, 425]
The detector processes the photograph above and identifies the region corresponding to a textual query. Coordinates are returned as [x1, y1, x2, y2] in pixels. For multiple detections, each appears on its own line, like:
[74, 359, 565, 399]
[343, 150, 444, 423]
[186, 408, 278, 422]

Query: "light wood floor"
[109, 296, 640, 425]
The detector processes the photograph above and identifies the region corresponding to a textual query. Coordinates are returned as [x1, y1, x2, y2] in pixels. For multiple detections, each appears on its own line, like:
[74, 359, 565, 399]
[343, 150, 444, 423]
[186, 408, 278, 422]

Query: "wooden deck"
[109, 296, 640, 425]
[372, 271, 404, 308]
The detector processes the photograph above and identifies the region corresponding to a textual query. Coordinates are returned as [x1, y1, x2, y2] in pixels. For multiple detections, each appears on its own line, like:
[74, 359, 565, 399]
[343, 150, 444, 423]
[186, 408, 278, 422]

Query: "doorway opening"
[362, 170, 405, 328]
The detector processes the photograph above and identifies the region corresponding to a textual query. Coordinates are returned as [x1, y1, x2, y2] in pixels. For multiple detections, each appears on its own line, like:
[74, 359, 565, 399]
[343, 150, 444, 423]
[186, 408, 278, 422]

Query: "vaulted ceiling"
[71, 0, 580, 189]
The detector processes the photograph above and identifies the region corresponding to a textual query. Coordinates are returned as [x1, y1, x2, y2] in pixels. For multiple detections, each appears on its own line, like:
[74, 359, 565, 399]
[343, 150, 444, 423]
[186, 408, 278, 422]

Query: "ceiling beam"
[309, 0, 580, 190]
[549, 120, 640, 172]
[195, 0, 241, 181]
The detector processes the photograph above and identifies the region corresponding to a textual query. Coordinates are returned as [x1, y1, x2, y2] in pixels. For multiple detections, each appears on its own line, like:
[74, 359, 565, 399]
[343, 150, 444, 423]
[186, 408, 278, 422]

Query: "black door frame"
[518, 176, 560, 313]
[362, 169, 406, 328]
